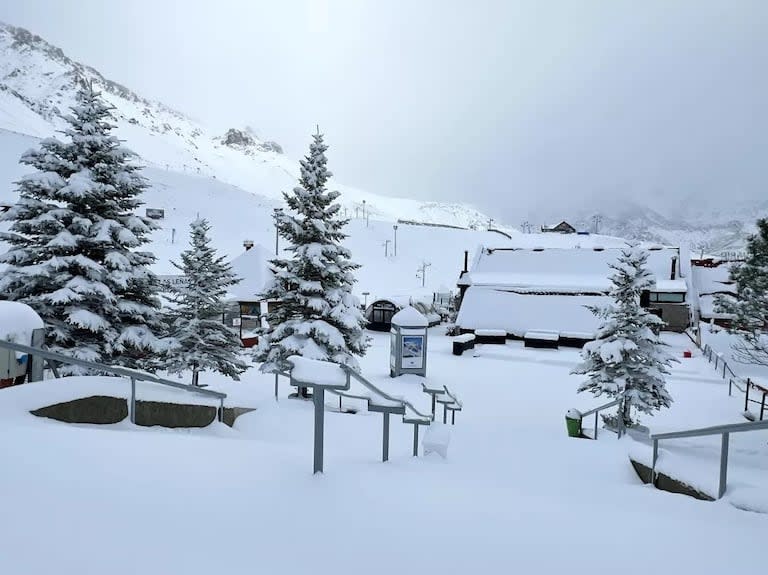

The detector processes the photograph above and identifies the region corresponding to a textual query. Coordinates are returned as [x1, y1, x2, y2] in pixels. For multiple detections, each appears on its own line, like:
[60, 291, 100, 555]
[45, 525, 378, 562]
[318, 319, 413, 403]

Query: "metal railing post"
[313, 387, 325, 474]
[594, 411, 599, 440]
[443, 403, 448, 424]
[130, 377, 136, 424]
[728, 379, 733, 397]
[714, 355, 718, 370]
[745, 379, 751, 412]
[412, 424, 419, 457]
[218, 398, 224, 423]
[382, 412, 390, 462]
[722, 361, 727, 378]
[274, 373, 279, 402]
[651, 439, 658, 485]
[718, 433, 729, 499]
[761, 392, 766, 421]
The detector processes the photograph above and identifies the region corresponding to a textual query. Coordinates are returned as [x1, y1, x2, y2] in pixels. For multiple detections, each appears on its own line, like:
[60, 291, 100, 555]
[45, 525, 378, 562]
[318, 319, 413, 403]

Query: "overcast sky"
[1, 0, 766, 221]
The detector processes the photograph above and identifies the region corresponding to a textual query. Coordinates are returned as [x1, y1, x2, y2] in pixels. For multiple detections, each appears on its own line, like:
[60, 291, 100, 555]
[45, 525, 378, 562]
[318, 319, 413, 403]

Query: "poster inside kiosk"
[402, 335, 424, 369]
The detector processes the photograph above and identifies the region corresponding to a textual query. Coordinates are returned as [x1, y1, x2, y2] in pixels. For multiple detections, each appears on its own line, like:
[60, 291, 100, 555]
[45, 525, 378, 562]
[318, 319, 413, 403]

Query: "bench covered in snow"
[452, 333, 476, 356]
[524, 330, 559, 349]
[559, 331, 594, 349]
[474, 329, 507, 345]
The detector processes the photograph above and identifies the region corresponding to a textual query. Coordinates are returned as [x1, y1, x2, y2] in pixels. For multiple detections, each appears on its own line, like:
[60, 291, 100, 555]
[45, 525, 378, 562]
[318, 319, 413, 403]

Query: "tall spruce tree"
[716, 218, 768, 366]
[165, 218, 248, 385]
[0, 81, 164, 371]
[572, 247, 675, 427]
[254, 131, 369, 376]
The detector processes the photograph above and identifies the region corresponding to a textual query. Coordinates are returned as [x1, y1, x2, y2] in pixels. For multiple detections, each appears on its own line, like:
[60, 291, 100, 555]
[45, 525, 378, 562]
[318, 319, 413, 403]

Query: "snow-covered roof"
[228, 244, 274, 301]
[391, 306, 428, 327]
[463, 246, 684, 293]
[654, 279, 688, 293]
[0, 301, 44, 345]
[691, 263, 736, 296]
[698, 295, 735, 320]
[456, 287, 606, 337]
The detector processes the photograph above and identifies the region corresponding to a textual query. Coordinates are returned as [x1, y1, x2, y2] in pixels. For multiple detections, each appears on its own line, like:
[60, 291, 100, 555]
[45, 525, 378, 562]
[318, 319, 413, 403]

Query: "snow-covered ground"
[1, 330, 764, 575]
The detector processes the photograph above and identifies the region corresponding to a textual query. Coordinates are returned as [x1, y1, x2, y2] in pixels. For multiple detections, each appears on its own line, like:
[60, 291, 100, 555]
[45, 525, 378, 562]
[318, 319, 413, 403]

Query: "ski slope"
[0, 128, 508, 299]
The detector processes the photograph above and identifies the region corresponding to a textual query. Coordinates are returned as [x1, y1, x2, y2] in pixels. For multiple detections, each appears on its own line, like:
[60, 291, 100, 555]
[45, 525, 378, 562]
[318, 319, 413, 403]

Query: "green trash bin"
[565, 408, 582, 438]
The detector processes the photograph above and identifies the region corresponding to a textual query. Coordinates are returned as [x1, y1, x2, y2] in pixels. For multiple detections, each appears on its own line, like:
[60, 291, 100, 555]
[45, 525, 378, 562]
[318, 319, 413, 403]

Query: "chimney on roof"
[670, 256, 677, 280]
[243, 240, 254, 251]
[463, 250, 468, 273]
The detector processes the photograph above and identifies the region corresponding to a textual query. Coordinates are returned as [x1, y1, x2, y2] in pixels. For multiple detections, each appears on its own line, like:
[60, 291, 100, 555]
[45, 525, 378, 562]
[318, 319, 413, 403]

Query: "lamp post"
[362, 291, 370, 308]
[393, 224, 398, 256]
[273, 207, 283, 256]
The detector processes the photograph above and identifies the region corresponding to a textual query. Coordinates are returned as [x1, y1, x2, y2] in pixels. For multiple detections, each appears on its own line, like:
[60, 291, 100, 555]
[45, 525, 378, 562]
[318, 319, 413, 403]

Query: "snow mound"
[0, 301, 44, 345]
[391, 306, 428, 327]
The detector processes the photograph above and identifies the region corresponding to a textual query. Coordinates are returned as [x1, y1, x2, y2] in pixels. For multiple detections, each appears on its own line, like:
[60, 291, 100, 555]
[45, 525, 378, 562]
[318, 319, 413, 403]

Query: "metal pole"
[443, 403, 447, 424]
[431, 395, 436, 418]
[274, 373, 278, 401]
[451, 410, 456, 425]
[29, 328, 45, 383]
[718, 433, 730, 498]
[723, 361, 727, 378]
[219, 398, 224, 423]
[313, 387, 325, 474]
[382, 413, 390, 462]
[745, 379, 751, 412]
[761, 392, 766, 421]
[651, 439, 658, 485]
[130, 377, 136, 424]
[393, 225, 398, 257]
[412, 424, 419, 456]
[594, 411, 599, 440]
[728, 379, 732, 397]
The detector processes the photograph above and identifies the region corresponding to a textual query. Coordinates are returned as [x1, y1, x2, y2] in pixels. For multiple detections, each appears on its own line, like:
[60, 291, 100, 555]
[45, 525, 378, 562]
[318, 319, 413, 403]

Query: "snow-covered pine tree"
[0, 81, 165, 372]
[254, 131, 369, 379]
[165, 218, 248, 385]
[571, 247, 675, 427]
[716, 218, 768, 366]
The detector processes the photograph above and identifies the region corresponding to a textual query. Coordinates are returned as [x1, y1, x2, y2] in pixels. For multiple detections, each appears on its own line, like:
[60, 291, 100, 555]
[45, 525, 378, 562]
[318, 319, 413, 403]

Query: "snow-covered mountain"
[0, 21, 491, 230]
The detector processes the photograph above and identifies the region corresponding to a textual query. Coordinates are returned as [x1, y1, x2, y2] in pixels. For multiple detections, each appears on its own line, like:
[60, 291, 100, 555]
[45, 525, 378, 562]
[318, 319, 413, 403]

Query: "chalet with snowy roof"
[689, 258, 738, 328]
[456, 244, 690, 345]
[364, 294, 441, 332]
[541, 221, 576, 234]
[226, 242, 276, 347]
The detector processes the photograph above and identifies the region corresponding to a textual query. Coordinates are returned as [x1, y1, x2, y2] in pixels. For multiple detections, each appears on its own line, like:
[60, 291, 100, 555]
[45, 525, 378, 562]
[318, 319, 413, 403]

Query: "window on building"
[649, 292, 685, 303]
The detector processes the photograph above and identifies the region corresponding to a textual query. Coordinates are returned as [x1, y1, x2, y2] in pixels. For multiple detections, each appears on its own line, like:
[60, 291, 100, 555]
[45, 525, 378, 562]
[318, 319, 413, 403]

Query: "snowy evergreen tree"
[716, 218, 768, 366]
[0, 81, 164, 372]
[572, 247, 675, 427]
[165, 218, 248, 385]
[254, 131, 369, 378]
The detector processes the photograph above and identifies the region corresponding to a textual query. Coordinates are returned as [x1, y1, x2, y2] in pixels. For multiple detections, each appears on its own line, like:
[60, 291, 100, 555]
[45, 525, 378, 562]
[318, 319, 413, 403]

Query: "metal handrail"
[339, 364, 432, 420]
[576, 398, 624, 440]
[702, 343, 766, 418]
[650, 419, 768, 499]
[0, 340, 227, 422]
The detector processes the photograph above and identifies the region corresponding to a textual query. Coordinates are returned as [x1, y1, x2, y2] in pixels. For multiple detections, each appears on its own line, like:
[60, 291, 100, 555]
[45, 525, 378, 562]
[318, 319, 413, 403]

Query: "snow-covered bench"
[452, 333, 476, 356]
[474, 329, 507, 345]
[559, 331, 594, 349]
[524, 330, 559, 349]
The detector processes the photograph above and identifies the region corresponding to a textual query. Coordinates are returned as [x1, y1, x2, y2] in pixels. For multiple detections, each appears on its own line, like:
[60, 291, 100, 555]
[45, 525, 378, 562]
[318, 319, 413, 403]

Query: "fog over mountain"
[0, 1, 766, 253]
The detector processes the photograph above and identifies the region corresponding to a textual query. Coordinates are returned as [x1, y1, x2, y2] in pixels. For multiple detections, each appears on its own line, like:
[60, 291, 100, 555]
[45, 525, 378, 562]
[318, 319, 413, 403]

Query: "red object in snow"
[683, 350, 692, 358]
